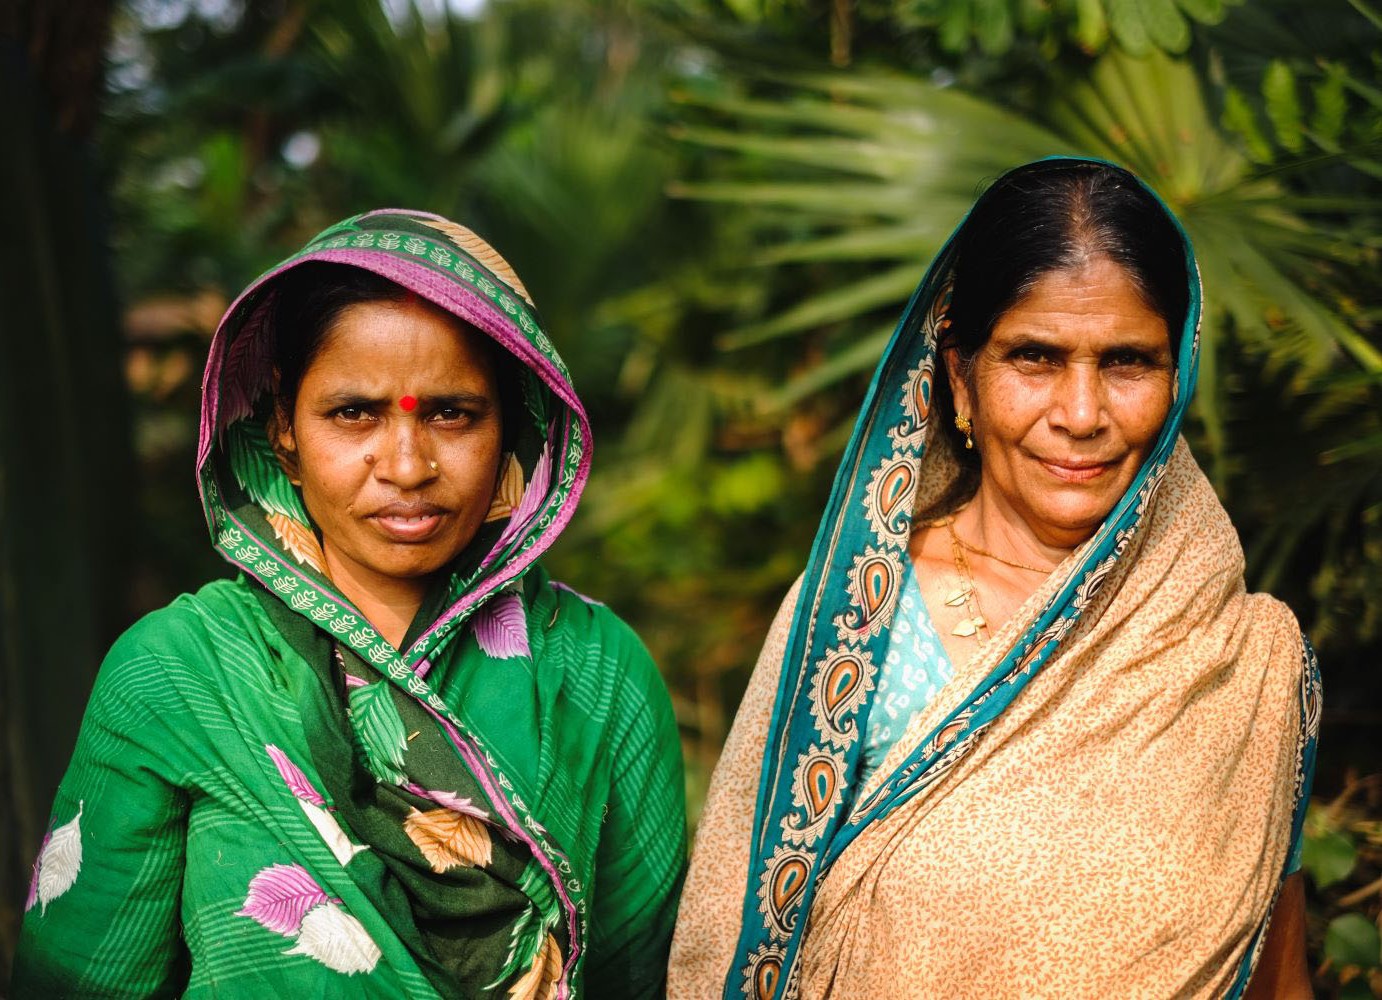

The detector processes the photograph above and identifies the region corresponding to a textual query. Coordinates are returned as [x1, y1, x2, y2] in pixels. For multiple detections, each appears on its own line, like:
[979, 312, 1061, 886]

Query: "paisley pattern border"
[728, 158, 1210, 1000]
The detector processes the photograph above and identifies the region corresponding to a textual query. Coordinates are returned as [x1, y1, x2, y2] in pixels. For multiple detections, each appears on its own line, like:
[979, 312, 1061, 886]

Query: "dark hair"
[929, 161, 1189, 506]
[270, 262, 411, 418]
[944, 160, 1188, 363]
[266, 261, 519, 449]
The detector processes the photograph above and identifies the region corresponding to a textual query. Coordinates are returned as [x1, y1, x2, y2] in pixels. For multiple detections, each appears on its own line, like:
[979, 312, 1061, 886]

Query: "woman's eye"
[1011, 346, 1052, 365]
[1106, 351, 1150, 368]
[333, 407, 372, 422]
[431, 408, 468, 423]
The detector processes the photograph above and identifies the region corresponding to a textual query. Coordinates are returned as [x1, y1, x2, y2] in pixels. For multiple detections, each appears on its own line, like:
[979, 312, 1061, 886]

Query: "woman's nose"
[1048, 363, 1106, 440]
[372, 422, 438, 487]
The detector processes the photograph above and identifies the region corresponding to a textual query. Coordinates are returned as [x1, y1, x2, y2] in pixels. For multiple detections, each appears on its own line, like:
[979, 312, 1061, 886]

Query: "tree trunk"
[0, 0, 125, 981]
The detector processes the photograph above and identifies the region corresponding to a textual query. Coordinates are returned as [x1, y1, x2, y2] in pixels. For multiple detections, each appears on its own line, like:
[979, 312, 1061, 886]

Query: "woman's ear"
[943, 347, 974, 422]
[267, 370, 302, 486]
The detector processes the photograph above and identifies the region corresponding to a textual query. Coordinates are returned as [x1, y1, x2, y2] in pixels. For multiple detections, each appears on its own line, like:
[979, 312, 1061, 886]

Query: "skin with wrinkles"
[947, 254, 1174, 558]
[274, 296, 504, 646]
[912, 255, 1174, 671]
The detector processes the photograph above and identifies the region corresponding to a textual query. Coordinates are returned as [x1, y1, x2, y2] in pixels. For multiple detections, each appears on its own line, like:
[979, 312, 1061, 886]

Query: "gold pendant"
[944, 587, 971, 607]
[952, 618, 979, 637]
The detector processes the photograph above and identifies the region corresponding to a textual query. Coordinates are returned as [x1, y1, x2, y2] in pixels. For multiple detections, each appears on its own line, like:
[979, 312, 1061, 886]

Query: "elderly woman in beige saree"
[669, 159, 1319, 999]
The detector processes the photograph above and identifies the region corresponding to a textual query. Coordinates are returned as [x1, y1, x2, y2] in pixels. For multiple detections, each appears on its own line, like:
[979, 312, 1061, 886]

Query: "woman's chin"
[1020, 492, 1121, 547]
[350, 542, 466, 587]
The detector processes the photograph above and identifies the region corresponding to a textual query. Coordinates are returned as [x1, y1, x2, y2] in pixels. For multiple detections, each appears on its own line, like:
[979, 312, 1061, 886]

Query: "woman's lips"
[1039, 458, 1114, 483]
[369, 503, 448, 542]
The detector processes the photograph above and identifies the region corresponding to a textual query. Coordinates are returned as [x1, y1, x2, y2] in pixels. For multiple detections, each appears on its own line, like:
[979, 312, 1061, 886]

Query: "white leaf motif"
[286, 902, 382, 975]
[38, 801, 83, 914]
[299, 800, 369, 867]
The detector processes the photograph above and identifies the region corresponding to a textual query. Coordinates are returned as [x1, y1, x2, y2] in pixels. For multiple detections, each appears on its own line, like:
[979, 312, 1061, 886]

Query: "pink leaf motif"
[266, 745, 326, 807]
[343, 673, 368, 689]
[472, 592, 530, 660]
[494, 441, 552, 553]
[426, 789, 492, 822]
[218, 292, 276, 435]
[550, 580, 605, 607]
[24, 829, 50, 913]
[236, 863, 330, 937]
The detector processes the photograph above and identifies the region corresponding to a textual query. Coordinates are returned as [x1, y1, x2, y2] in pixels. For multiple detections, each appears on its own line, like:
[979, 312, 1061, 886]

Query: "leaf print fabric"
[348, 682, 409, 786]
[473, 590, 531, 659]
[267, 744, 327, 806]
[265, 512, 327, 572]
[300, 799, 371, 867]
[488, 859, 563, 992]
[286, 902, 382, 975]
[29, 803, 83, 915]
[506, 932, 562, 1000]
[226, 421, 311, 523]
[238, 864, 382, 976]
[490, 441, 552, 560]
[266, 744, 369, 866]
[486, 453, 525, 522]
[403, 807, 494, 871]
[417, 787, 491, 822]
[237, 864, 330, 937]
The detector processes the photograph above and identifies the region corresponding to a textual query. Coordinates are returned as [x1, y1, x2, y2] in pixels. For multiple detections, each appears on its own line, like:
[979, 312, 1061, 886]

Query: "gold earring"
[954, 414, 974, 450]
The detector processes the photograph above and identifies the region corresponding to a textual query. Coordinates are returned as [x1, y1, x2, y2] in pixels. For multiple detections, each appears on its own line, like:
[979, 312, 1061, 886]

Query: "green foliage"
[1261, 59, 1304, 151]
[1301, 777, 1382, 996]
[1326, 913, 1381, 968]
[892, 0, 1228, 56]
[1304, 802, 1359, 889]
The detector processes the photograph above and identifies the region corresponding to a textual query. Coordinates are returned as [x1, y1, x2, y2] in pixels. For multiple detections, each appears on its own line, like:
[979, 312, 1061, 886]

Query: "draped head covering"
[669, 158, 1319, 999]
[197, 210, 595, 996]
[17, 209, 685, 999]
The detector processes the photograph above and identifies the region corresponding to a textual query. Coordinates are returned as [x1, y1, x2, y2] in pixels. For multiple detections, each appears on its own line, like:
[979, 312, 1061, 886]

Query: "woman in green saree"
[14, 211, 686, 998]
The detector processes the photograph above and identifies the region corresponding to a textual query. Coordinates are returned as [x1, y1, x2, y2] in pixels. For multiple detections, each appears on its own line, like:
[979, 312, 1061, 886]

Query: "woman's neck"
[954, 487, 1075, 571]
[321, 546, 428, 650]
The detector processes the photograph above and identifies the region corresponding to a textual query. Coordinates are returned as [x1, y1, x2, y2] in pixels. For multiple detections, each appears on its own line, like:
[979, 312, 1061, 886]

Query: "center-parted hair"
[941, 160, 1190, 364]
[926, 159, 1189, 514]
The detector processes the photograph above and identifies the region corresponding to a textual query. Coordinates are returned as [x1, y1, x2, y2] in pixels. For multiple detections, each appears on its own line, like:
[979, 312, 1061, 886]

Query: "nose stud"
[429, 460, 439, 472]
[364, 454, 376, 465]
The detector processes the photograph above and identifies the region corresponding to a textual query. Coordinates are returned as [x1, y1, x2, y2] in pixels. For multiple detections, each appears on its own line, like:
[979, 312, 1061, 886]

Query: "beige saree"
[669, 157, 1318, 999]
[671, 444, 1315, 998]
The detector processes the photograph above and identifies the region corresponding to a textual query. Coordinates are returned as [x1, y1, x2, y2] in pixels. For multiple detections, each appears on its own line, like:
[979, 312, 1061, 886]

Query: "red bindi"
[399, 395, 418, 412]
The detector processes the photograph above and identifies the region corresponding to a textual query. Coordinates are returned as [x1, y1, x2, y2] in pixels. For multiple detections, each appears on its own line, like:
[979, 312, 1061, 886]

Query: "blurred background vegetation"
[3, 0, 1381, 991]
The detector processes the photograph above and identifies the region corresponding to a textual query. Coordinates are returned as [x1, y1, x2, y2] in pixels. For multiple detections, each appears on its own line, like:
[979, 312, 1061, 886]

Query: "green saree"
[13, 211, 686, 999]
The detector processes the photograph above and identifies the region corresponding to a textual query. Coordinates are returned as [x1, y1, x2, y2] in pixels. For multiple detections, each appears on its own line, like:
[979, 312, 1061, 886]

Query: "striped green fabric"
[14, 211, 686, 998]
[14, 572, 684, 997]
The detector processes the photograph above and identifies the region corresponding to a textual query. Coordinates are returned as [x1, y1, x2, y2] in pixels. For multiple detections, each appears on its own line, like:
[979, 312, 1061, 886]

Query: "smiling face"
[947, 255, 1175, 550]
[275, 295, 504, 605]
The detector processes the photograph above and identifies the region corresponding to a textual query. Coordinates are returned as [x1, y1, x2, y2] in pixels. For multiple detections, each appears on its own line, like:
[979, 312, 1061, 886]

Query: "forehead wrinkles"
[307, 304, 500, 392]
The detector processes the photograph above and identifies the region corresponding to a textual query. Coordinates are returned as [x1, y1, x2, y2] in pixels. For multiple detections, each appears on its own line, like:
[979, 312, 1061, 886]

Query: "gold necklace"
[950, 528, 1054, 574]
[942, 517, 988, 639]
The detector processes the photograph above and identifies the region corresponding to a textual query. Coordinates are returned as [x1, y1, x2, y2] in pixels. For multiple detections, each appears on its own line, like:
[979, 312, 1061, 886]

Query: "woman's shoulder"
[525, 568, 668, 700]
[531, 571, 646, 656]
[104, 575, 263, 668]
